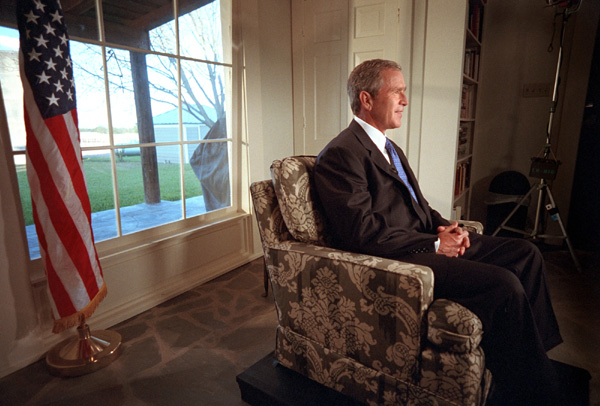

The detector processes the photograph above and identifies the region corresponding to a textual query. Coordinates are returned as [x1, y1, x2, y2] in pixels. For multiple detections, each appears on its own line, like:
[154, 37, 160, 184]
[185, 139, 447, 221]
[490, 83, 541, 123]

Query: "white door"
[292, 0, 350, 155]
[292, 0, 406, 156]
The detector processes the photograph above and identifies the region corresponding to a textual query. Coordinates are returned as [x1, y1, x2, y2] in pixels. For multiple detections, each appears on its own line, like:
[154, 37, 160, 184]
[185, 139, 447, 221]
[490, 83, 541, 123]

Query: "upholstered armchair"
[250, 156, 492, 406]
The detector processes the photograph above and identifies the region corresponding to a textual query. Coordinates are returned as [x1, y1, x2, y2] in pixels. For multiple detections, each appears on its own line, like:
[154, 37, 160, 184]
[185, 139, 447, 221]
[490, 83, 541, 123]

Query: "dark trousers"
[400, 233, 562, 405]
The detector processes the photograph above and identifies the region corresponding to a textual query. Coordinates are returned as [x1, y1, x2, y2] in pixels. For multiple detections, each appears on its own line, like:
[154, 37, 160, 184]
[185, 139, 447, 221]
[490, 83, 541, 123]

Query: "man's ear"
[359, 90, 372, 111]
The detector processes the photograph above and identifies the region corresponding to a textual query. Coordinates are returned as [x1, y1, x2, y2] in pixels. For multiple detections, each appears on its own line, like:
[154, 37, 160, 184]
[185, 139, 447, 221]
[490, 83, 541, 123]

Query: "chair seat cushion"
[426, 299, 483, 353]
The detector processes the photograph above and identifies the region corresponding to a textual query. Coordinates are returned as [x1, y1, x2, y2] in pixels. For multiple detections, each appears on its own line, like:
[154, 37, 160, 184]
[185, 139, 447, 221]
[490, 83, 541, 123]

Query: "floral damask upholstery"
[250, 156, 492, 406]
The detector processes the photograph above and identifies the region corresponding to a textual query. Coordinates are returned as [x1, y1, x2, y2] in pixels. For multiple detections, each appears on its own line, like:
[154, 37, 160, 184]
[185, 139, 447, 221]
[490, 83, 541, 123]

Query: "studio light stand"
[492, 2, 582, 272]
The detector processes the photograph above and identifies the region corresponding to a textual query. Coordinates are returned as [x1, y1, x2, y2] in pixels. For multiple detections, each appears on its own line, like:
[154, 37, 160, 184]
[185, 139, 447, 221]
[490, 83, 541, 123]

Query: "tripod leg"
[492, 184, 537, 237]
[545, 189, 582, 272]
[531, 180, 549, 238]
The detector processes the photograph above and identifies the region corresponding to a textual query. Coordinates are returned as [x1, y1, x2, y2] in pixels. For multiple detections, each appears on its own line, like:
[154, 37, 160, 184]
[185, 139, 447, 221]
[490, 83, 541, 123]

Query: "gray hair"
[347, 59, 402, 115]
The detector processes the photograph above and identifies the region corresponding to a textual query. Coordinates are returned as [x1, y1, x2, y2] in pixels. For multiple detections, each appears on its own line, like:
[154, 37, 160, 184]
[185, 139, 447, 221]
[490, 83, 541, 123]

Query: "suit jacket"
[314, 119, 450, 258]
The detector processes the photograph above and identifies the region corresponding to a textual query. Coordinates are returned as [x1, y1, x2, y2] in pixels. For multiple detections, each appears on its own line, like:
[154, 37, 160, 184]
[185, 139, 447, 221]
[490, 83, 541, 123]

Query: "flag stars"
[50, 10, 62, 23]
[35, 34, 49, 48]
[53, 46, 64, 58]
[45, 58, 57, 71]
[28, 48, 42, 62]
[36, 71, 51, 84]
[43, 23, 57, 36]
[54, 80, 64, 93]
[24, 10, 40, 24]
[33, 0, 46, 12]
[19, 2, 78, 116]
[46, 93, 60, 106]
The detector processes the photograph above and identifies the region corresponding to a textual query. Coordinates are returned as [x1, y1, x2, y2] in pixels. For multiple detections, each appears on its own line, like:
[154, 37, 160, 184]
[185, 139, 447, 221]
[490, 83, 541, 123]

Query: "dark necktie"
[385, 138, 418, 202]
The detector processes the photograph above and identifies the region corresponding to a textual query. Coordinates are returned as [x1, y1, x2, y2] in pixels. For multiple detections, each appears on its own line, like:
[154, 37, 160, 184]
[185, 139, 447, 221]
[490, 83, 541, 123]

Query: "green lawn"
[17, 155, 202, 226]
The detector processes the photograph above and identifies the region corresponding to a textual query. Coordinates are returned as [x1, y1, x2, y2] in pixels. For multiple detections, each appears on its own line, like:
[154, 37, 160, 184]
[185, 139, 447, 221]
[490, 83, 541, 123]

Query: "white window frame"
[1, 0, 244, 265]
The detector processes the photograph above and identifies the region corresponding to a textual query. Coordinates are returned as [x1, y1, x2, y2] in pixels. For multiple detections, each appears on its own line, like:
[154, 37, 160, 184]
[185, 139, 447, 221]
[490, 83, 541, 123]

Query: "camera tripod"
[492, 5, 582, 272]
[491, 150, 581, 272]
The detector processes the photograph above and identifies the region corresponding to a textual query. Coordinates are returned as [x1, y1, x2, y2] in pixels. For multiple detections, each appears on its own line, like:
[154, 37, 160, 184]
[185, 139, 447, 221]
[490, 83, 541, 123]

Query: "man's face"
[365, 69, 408, 132]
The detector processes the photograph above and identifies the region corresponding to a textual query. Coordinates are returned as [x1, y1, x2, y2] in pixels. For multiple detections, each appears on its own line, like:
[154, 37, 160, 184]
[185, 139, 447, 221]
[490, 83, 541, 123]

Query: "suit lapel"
[349, 121, 429, 226]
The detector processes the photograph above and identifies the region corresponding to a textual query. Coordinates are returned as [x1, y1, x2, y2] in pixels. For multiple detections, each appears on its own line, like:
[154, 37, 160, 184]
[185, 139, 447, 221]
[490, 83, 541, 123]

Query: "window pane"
[117, 145, 184, 235]
[179, 58, 231, 214]
[104, 47, 144, 140]
[147, 53, 179, 132]
[14, 156, 40, 259]
[0, 26, 26, 152]
[102, 0, 173, 51]
[63, 1, 99, 42]
[149, 5, 176, 56]
[187, 138, 231, 216]
[179, 0, 231, 64]
[83, 150, 118, 242]
[71, 41, 111, 145]
[180, 60, 229, 128]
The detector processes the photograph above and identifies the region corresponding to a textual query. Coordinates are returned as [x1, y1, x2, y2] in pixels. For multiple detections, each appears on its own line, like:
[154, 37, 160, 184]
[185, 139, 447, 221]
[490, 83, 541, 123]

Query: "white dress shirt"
[353, 116, 391, 164]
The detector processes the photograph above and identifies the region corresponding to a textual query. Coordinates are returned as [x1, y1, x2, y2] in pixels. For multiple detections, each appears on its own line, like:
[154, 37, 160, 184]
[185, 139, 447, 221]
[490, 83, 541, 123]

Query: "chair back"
[269, 156, 331, 246]
[249, 179, 291, 248]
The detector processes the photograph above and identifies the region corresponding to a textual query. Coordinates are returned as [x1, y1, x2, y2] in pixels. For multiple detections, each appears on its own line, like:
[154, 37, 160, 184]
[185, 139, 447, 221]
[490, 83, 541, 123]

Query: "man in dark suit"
[313, 59, 563, 405]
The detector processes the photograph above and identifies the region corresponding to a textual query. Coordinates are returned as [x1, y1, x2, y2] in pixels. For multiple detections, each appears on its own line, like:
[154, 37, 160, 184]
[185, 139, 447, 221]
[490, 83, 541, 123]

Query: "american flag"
[16, 0, 106, 334]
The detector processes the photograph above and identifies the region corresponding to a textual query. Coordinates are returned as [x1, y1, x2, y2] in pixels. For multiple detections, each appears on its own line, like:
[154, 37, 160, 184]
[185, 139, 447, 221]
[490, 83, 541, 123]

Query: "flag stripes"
[17, 0, 106, 333]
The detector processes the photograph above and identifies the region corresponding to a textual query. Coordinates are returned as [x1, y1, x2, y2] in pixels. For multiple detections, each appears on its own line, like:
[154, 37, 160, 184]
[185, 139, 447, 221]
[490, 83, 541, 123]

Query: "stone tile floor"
[0, 249, 598, 406]
[0, 259, 277, 406]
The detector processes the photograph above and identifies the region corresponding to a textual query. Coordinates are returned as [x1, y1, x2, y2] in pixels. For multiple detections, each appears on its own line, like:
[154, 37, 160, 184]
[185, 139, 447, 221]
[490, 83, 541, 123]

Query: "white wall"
[416, 0, 468, 218]
[0, 83, 42, 378]
[245, 0, 294, 183]
[0, 0, 294, 379]
[470, 0, 600, 229]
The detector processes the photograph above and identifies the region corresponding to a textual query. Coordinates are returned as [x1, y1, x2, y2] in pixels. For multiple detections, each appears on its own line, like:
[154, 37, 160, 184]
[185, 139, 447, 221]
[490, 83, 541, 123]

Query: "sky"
[0, 26, 19, 51]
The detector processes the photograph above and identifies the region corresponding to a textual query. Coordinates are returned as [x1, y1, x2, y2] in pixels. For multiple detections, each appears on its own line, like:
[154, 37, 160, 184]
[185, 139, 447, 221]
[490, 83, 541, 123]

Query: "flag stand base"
[46, 323, 122, 377]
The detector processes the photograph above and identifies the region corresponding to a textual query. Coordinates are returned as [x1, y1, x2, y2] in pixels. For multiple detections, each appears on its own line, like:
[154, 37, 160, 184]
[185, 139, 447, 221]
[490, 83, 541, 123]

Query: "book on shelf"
[464, 48, 480, 80]
[453, 205, 463, 221]
[454, 161, 471, 197]
[460, 84, 476, 119]
[468, 2, 484, 41]
[457, 122, 472, 159]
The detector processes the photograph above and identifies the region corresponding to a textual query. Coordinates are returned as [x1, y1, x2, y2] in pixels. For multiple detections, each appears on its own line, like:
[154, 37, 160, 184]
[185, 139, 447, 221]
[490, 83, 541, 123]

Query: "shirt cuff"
[434, 238, 440, 252]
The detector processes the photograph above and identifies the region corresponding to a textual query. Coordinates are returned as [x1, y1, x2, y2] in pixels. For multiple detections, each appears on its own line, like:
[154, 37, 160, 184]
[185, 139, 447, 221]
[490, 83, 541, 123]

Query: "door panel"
[292, 0, 349, 155]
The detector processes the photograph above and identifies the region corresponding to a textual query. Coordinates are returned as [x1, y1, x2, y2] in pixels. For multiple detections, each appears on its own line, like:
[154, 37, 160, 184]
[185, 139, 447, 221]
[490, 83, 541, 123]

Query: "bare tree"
[73, 1, 230, 209]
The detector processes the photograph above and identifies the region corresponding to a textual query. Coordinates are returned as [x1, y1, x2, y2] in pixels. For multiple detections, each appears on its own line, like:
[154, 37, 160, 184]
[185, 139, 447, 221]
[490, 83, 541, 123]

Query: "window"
[0, 0, 235, 259]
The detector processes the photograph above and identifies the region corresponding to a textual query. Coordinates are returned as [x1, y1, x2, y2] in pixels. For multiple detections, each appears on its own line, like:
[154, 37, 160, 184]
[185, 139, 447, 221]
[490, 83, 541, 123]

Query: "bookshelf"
[453, 0, 484, 220]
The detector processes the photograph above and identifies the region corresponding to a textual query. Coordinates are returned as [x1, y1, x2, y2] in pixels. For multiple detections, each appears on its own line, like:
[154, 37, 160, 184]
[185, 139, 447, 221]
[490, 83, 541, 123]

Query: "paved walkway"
[26, 196, 206, 259]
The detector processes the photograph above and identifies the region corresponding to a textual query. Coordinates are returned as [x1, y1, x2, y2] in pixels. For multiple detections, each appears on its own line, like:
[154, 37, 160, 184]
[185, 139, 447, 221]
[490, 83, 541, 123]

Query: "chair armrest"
[426, 299, 483, 353]
[265, 241, 434, 380]
[459, 220, 484, 235]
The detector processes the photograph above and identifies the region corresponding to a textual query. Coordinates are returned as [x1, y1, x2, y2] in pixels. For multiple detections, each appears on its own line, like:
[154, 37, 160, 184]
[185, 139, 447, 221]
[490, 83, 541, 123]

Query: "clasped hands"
[436, 222, 470, 257]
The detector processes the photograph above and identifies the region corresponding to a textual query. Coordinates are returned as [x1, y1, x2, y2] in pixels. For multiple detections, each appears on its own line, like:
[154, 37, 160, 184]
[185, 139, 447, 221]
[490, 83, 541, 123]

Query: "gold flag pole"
[45, 318, 122, 377]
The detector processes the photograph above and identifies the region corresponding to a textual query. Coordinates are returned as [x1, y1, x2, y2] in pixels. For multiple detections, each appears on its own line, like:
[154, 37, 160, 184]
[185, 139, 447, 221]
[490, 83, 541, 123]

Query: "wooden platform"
[236, 352, 364, 406]
[551, 359, 591, 406]
[237, 352, 590, 406]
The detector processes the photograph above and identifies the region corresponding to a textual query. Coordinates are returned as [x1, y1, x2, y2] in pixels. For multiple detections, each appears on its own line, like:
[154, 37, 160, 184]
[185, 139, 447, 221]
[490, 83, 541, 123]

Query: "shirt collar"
[353, 116, 390, 163]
